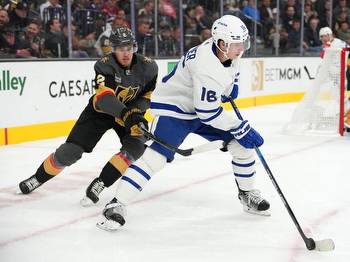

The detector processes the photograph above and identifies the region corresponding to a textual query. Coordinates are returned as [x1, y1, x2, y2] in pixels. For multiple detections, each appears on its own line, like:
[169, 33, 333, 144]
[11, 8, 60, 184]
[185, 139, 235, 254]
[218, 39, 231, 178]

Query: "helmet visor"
[227, 36, 250, 52]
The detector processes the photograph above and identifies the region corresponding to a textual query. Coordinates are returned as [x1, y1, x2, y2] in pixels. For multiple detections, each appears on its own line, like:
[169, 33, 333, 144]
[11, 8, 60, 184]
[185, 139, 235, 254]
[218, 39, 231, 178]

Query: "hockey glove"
[121, 108, 148, 136]
[231, 120, 264, 149]
[221, 84, 238, 102]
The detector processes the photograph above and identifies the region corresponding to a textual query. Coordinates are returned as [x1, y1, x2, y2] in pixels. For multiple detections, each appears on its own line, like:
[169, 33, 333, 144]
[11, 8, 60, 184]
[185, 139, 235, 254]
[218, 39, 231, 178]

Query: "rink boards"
[0, 57, 321, 145]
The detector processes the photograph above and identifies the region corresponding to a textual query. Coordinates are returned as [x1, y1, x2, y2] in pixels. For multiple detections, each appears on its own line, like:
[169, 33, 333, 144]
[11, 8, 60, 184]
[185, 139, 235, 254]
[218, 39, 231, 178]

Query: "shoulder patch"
[143, 56, 153, 63]
[100, 56, 109, 63]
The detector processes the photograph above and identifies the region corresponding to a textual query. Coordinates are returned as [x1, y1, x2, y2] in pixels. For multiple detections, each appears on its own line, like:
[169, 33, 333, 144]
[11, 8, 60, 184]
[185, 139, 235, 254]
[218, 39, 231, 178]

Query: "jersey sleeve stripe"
[150, 102, 196, 115]
[200, 107, 223, 122]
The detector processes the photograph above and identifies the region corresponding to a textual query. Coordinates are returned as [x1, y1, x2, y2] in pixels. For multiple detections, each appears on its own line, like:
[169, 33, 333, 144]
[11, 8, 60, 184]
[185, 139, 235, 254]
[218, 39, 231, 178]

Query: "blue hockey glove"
[231, 120, 264, 149]
[221, 84, 238, 102]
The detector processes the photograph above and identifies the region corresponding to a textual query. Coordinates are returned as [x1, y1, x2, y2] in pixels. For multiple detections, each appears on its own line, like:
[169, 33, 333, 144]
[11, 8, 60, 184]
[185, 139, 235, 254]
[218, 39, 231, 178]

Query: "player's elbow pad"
[94, 94, 126, 118]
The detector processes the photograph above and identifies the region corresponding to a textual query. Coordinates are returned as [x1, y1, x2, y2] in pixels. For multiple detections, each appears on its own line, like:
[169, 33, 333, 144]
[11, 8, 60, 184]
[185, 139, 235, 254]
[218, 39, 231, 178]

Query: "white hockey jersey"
[151, 38, 241, 131]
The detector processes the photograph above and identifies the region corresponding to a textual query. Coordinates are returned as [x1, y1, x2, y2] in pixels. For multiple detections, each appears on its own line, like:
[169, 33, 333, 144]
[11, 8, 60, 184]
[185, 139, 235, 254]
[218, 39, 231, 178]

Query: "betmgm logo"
[251, 60, 264, 91]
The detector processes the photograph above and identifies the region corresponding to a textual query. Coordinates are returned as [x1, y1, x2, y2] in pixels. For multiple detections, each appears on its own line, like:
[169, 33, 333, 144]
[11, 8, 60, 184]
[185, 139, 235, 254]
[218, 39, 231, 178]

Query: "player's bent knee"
[54, 142, 84, 166]
[142, 147, 167, 173]
[227, 140, 254, 160]
[121, 140, 146, 162]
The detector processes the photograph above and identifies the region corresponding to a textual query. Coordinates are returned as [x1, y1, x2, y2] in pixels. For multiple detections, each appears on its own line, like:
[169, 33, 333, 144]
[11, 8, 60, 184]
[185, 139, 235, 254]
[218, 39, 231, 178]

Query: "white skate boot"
[96, 198, 127, 231]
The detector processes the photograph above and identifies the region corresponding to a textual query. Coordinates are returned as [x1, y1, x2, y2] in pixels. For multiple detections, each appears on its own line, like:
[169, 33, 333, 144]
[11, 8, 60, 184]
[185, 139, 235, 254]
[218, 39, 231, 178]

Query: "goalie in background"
[319, 26, 350, 128]
[18, 27, 158, 207]
[97, 15, 271, 231]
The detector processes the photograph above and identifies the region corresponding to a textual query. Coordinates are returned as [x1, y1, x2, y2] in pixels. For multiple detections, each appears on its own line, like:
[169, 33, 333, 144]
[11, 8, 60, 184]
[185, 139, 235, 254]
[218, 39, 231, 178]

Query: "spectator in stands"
[157, 25, 177, 57]
[282, 0, 301, 18]
[138, 0, 154, 21]
[63, 23, 89, 58]
[136, 18, 154, 56]
[116, 9, 130, 28]
[193, 4, 212, 34]
[87, 0, 104, 10]
[8, 1, 30, 30]
[172, 25, 181, 55]
[282, 6, 298, 33]
[40, 0, 63, 22]
[304, 17, 322, 53]
[336, 21, 350, 42]
[303, 2, 318, 27]
[242, 0, 260, 22]
[259, 0, 274, 46]
[319, 0, 332, 28]
[159, 0, 176, 20]
[78, 30, 97, 57]
[334, 10, 350, 31]
[333, 0, 350, 20]
[286, 19, 307, 53]
[0, 8, 9, 31]
[15, 21, 42, 58]
[43, 18, 68, 58]
[95, 14, 126, 56]
[0, 26, 17, 57]
[102, 0, 120, 22]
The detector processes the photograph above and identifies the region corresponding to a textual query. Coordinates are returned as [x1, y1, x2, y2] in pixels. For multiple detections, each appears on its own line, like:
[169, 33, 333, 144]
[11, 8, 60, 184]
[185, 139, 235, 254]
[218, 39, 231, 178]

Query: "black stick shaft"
[229, 98, 315, 250]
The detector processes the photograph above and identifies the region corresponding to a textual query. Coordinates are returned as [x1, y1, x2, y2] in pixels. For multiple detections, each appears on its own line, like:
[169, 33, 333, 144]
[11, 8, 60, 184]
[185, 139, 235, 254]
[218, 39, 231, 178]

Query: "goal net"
[284, 48, 349, 136]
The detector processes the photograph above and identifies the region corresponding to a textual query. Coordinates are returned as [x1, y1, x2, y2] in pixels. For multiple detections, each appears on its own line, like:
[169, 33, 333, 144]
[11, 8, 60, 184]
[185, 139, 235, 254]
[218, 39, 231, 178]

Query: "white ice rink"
[0, 103, 349, 262]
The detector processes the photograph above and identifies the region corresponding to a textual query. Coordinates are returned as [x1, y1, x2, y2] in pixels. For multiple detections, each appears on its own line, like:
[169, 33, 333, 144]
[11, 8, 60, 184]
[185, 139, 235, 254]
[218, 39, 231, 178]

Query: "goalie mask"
[110, 27, 138, 52]
[319, 27, 333, 39]
[211, 15, 250, 58]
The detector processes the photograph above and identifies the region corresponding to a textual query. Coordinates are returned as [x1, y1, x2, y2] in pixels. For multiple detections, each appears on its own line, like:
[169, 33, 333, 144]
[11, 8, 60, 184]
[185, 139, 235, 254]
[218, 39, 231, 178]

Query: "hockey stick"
[229, 97, 335, 252]
[140, 126, 223, 157]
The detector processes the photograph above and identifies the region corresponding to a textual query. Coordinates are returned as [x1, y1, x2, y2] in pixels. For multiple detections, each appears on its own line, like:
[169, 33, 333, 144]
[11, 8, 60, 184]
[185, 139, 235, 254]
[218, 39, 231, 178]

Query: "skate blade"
[243, 206, 271, 216]
[96, 219, 122, 231]
[80, 197, 95, 207]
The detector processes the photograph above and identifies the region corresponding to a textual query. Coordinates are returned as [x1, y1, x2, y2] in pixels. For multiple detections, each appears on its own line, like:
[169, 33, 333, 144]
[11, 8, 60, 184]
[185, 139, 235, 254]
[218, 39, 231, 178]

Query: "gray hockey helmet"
[109, 27, 138, 52]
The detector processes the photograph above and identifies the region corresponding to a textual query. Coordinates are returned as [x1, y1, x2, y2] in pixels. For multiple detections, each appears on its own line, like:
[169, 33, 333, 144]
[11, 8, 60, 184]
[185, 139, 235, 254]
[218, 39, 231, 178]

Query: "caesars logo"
[116, 85, 139, 103]
[251, 60, 264, 91]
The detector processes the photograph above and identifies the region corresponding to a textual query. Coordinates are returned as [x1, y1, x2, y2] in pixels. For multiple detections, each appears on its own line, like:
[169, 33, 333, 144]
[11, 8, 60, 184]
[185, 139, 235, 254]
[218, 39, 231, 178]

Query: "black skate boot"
[96, 198, 126, 231]
[80, 177, 105, 207]
[19, 175, 42, 194]
[238, 189, 270, 216]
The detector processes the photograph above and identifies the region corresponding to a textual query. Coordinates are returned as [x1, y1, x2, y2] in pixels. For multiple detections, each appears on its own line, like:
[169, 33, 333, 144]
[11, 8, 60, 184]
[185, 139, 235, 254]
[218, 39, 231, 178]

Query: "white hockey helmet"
[319, 27, 333, 38]
[211, 15, 250, 51]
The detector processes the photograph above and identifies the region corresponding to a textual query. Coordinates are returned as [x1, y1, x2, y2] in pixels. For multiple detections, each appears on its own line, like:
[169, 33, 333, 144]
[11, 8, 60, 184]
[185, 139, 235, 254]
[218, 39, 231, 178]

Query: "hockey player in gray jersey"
[97, 15, 270, 231]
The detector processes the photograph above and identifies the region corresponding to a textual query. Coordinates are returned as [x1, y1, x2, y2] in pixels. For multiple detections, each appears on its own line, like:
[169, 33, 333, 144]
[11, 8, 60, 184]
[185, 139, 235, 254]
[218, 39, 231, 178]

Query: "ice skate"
[238, 189, 270, 216]
[18, 175, 42, 194]
[96, 198, 126, 231]
[80, 177, 105, 207]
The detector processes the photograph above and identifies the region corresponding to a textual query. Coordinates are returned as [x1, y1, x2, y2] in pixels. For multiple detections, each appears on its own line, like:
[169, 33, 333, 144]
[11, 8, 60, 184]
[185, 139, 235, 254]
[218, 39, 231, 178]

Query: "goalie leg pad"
[115, 148, 167, 204]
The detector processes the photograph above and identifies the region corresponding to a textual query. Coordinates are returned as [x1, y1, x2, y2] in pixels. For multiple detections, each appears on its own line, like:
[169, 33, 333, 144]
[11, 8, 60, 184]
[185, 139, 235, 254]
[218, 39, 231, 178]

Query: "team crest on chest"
[116, 85, 139, 103]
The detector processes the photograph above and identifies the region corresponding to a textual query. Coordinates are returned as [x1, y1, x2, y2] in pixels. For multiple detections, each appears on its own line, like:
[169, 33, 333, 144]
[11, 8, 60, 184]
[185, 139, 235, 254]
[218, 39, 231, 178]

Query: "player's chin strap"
[229, 97, 335, 252]
[140, 126, 223, 157]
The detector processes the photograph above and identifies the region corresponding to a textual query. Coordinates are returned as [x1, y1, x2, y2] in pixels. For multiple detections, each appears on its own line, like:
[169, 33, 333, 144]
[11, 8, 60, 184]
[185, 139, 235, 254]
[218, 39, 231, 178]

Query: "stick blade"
[314, 239, 335, 251]
[191, 140, 223, 155]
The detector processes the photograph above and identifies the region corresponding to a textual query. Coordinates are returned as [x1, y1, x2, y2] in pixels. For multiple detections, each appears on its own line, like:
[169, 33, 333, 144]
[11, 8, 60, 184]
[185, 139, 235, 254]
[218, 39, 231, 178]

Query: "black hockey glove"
[121, 108, 148, 136]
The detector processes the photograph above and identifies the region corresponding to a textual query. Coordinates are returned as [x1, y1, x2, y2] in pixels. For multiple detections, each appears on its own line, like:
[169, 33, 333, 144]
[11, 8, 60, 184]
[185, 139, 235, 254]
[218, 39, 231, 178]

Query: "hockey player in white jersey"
[96, 15, 270, 231]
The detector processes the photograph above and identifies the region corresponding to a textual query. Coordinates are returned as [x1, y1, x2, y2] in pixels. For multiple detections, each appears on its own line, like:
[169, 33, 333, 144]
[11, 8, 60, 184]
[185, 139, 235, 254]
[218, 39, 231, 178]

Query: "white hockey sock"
[115, 148, 167, 204]
[228, 141, 256, 191]
[232, 159, 255, 191]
